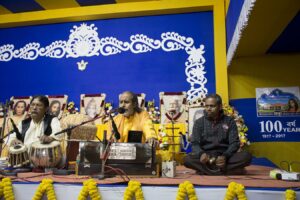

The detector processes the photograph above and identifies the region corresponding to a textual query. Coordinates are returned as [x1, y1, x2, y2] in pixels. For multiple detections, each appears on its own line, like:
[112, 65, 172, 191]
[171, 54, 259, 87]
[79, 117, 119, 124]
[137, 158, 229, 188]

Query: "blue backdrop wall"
[0, 12, 215, 106]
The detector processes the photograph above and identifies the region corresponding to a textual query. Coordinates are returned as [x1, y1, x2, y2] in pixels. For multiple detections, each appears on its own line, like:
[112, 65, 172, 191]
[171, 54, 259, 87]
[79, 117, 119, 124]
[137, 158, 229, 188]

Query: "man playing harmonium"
[7, 95, 64, 169]
[107, 91, 158, 145]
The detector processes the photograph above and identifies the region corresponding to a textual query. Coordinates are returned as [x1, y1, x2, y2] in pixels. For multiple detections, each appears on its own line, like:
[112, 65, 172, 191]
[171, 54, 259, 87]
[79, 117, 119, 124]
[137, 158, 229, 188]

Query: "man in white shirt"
[9, 95, 62, 150]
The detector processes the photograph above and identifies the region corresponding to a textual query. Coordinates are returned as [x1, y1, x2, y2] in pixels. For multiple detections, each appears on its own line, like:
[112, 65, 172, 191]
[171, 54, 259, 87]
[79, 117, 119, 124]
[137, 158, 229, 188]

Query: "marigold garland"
[32, 178, 56, 200]
[0, 177, 295, 200]
[176, 181, 197, 200]
[224, 182, 247, 200]
[123, 180, 144, 200]
[65, 101, 79, 114]
[285, 189, 296, 200]
[223, 104, 250, 149]
[146, 100, 161, 124]
[0, 181, 3, 198]
[78, 179, 101, 200]
[158, 125, 169, 151]
[0, 177, 15, 200]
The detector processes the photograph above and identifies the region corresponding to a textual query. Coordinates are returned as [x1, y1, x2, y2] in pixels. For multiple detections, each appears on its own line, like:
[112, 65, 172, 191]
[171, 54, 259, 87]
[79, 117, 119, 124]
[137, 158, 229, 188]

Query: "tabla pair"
[8, 140, 62, 169]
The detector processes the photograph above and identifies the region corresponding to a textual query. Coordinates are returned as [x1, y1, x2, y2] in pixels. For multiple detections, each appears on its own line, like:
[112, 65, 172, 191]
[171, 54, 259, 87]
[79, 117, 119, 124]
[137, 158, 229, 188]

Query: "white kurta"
[7, 117, 62, 151]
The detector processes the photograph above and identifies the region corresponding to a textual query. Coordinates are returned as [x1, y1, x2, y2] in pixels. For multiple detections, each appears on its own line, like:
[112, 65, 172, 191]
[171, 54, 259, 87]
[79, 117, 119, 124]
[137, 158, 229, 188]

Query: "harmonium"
[78, 141, 157, 176]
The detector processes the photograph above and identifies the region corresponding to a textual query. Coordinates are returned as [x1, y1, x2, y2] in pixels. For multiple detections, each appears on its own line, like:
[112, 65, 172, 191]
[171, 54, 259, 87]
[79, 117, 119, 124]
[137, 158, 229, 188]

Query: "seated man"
[8, 95, 63, 156]
[184, 94, 252, 175]
[107, 91, 157, 145]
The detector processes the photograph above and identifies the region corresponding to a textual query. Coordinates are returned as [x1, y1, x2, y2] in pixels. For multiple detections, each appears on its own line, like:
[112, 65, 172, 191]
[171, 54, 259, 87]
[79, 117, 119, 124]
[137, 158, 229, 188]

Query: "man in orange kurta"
[107, 91, 157, 144]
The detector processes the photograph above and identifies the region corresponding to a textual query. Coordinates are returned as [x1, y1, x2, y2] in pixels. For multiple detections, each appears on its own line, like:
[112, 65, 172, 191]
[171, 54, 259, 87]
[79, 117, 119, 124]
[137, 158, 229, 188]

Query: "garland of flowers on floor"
[32, 178, 56, 200]
[123, 180, 144, 200]
[176, 181, 197, 200]
[286, 189, 296, 200]
[0, 178, 297, 200]
[224, 182, 247, 200]
[78, 179, 101, 200]
[0, 177, 15, 200]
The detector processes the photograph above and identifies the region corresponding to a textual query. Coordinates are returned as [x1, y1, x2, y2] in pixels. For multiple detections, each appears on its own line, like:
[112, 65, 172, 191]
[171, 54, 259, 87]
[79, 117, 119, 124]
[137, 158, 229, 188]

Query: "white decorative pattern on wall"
[0, 23, 207, 101]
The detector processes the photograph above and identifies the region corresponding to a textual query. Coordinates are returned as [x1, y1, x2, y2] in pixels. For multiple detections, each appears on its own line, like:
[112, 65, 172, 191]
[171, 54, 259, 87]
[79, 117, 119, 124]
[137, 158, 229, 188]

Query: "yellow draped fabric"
[154, 123, 186, 153]
[154, 123, 187, 163]
[96, 124, 108, 141]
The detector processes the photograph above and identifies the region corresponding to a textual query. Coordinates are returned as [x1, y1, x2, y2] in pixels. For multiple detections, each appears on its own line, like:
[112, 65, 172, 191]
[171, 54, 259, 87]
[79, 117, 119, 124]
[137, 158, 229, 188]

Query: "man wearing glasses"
[184, 94, 252, 175]
[9, 95, 62, 150]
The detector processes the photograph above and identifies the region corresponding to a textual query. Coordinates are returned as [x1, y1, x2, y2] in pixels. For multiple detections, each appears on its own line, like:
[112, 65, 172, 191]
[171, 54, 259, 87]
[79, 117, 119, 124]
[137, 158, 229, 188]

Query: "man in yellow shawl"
[107, 91, 157, 145]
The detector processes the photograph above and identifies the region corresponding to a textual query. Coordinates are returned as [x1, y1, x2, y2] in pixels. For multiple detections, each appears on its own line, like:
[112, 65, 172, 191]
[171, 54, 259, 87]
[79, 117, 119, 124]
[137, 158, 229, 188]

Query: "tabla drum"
[8, 144, 30, 168]
[29, 141, 62, 168]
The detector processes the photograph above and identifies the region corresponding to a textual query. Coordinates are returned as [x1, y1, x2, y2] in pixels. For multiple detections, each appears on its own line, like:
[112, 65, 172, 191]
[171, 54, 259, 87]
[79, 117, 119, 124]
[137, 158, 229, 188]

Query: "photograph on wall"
[9, 96, 32, 124]
[256, 87, 300, 117]
[80, 94, 106, 119]
[47, 95, 68, 119]
[188, 106, 205, 135]
[159, 92, 187, 124]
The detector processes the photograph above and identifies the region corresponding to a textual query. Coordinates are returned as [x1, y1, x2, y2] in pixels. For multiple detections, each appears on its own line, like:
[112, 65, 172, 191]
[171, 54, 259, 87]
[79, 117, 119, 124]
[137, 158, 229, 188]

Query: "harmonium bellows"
[78, 142, 157, 176]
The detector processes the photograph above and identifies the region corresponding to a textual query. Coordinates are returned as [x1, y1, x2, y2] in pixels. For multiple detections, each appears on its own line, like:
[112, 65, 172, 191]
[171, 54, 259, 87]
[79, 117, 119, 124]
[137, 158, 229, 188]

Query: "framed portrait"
[137, 93, 146, 109]
[159, 92, 187, 124]
[9, 96, 32, 118]
[188, 106, 205, 135]
[47, 95, 68, 119]
[80, 93, 106, 119]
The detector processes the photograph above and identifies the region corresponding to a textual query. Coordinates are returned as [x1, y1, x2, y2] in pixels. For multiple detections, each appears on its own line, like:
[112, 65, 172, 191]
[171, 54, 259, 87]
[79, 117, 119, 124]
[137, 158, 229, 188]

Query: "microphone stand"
[52, 112, 108, 174]
[0, 130, 16, 144]
[0, 101, 10, 156]
[94, 112, 119, 180]
[54, 115, 104, 137]
[54, 107, 122, 137]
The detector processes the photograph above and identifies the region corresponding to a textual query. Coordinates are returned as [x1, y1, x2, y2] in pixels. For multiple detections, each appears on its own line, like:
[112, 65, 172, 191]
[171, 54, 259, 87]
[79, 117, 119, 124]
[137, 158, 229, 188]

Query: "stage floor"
[1, 165, 299, 200]
[8, 165, 300, 189]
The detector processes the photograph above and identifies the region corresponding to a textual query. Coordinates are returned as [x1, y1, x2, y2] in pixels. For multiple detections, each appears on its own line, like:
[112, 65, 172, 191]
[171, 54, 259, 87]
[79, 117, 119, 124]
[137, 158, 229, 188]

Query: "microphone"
[110, 113, 120, 140]
[108, 107, 126, 140]
[10, 118, 23, 141]
[99, 108, 125, 160]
